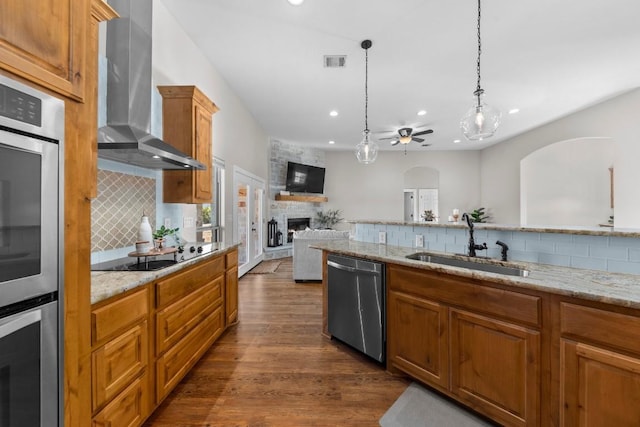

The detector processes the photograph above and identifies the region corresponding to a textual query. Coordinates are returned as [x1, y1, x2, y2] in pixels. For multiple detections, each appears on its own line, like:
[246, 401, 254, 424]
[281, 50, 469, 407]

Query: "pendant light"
[355, 40, 379, 164]
[460, 0, 501, 141]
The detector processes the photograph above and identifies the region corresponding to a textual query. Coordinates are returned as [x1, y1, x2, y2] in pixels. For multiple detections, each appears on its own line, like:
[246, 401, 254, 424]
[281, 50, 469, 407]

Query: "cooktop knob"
[189, 246, 196, 253]
[197, 246, 203, 253]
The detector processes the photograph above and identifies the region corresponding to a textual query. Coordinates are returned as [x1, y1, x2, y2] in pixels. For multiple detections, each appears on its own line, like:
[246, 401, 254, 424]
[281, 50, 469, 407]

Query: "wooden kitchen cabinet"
[225, 250, 239, 326]
[450, 309, 540, 427]
[91, 287, 151, 424]
[560, 302, 640, 426]
[154, 253, 227, 404]
[0, 0, 88, 100]
[387, 264, 542, 426]
[387, 290, 449, 392]
[159, 85, 219, 204]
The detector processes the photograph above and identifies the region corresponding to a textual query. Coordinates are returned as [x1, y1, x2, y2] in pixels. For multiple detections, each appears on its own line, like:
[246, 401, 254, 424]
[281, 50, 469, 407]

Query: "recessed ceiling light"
[152, 155, 160, 159]
[508, 108, 520, 115]
[328, 140, 335, 145]
[417, 110, 427, 116]
[453, 139, 461, 144]
[329, 110, 339, 117]
[287, 0, 304, 5]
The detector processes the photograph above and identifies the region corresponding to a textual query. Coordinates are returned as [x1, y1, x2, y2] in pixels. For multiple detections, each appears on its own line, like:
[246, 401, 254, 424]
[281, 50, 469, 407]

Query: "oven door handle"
[0, 310, 41, 339]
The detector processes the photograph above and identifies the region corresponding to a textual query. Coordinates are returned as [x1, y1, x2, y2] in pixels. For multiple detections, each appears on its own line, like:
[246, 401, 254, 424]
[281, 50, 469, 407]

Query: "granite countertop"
[311, 240, 640, 309]
[350, 219, 640, 238]
[91, 243, 239, 305]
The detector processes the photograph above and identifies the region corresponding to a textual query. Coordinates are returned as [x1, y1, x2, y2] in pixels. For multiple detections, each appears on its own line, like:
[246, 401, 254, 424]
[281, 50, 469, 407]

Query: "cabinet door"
[92, 373, 148, 427]
[225, 265, 239, 326]
[561, 339, 640, 426]
[0, 0, 87, 100]
[450, 309, 540, 427]
[387, 290, 449, 392]
[194, 103, 213, 202]
[92, 322, 148, 412]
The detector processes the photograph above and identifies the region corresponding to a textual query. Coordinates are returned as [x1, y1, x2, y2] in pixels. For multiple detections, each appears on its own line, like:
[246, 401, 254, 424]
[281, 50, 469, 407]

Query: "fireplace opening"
[287, 217, 311, 243]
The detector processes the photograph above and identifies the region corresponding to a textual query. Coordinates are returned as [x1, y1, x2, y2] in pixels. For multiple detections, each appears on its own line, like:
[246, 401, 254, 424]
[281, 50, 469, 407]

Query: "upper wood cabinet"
[0, 0, 88, 100]
[159, 86, 219, 204]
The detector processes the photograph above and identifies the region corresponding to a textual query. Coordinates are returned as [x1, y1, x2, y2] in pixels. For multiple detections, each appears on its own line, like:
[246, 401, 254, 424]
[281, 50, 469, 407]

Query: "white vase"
[137, 215, 153, 252]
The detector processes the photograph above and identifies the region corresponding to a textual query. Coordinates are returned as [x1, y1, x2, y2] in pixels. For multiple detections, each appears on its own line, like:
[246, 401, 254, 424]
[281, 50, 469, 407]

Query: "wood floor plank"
[144, 257, 408, 426]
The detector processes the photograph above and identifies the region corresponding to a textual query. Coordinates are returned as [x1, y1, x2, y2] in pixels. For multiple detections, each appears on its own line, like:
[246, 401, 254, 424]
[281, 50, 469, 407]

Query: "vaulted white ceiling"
[161, 0, 640, 151]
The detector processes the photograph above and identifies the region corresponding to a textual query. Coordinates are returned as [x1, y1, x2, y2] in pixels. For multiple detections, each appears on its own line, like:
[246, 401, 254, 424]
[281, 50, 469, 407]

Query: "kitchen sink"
[405, 252, 529, 277]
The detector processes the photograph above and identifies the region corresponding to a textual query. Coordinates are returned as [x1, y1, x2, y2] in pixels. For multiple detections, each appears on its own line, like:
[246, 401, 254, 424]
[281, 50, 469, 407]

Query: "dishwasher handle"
[327, 260, 381, 276]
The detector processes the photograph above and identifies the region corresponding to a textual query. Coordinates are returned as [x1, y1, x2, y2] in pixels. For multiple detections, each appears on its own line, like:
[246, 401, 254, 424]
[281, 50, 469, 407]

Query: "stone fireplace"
[287, 217, 311, 243]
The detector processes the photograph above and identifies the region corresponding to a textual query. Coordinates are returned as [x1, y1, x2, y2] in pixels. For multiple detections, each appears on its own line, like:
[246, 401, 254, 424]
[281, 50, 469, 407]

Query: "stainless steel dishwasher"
[327, 254, 385, 363]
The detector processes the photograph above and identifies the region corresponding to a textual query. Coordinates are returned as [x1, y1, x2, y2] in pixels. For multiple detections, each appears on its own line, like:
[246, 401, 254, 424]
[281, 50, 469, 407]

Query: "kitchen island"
[314, 239, 640, 427]
[89, 244, 238, 427]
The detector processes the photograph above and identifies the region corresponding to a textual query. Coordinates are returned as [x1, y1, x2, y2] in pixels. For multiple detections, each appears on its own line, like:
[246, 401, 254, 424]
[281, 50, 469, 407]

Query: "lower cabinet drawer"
[92, 372, 148, 427]
[156, 306, 224, 403]
[92, 321, 148, 411]
[156, 276, 223, 355]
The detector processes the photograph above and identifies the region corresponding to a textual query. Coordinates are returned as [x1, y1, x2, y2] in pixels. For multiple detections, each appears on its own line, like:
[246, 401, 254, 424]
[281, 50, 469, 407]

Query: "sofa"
[292, 229, 350, 281]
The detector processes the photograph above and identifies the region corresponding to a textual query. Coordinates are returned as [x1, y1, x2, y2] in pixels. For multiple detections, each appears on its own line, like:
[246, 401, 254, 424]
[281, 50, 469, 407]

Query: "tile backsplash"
[91, 170, 156, 252]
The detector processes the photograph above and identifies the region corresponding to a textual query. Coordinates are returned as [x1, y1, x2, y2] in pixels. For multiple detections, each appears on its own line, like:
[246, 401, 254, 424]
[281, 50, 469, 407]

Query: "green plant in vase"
[315, 209, 343, 229]
[153, 225, 180, 249]
[470, 208, 490, 223]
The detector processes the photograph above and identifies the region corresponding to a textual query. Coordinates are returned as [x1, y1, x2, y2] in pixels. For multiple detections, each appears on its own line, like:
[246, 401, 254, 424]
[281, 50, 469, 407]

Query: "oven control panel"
[0, 83, 42, 127]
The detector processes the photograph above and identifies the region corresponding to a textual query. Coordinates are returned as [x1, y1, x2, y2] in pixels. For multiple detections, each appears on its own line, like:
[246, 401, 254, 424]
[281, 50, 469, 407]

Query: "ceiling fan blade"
[412, 137, 425, 143]
[421, 143, 432, 147]
[412, 129, 434, 137]
[390, 140, 400, 146]
[379, 136, 398, 141]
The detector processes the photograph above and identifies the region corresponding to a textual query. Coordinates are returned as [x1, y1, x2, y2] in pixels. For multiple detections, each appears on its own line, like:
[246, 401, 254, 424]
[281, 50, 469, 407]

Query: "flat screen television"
[285, 161, 325, 194]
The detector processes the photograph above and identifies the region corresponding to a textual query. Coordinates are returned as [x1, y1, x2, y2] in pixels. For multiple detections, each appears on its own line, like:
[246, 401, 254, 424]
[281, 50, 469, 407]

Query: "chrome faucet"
[461, 212, 487, 257]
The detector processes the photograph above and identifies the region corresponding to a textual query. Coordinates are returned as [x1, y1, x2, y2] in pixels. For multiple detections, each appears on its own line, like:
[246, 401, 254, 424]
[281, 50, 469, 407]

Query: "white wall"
[481, 88, 640, 227]
[153, 1, 269, 244]
[521, 138, 614, 226]
[324, 150, 481, 223]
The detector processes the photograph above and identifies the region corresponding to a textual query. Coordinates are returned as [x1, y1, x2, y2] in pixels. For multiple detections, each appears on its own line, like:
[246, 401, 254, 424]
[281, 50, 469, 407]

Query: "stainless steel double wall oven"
[0, 75, 63, 427]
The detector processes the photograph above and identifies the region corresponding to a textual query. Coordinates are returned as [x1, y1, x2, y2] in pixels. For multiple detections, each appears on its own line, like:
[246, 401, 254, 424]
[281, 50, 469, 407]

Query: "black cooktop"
[91, 243, 217, 272]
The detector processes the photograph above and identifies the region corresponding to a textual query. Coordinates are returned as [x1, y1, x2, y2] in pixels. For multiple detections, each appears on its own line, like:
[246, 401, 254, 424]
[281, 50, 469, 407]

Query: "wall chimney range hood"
[97, 0, 205, 170]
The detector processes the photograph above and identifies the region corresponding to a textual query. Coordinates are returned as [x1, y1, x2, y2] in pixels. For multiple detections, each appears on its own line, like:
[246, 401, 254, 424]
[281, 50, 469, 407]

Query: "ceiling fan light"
[399, 135, 412, 144]
[355, 130, 378, 164]
[461, 93, 501, 141]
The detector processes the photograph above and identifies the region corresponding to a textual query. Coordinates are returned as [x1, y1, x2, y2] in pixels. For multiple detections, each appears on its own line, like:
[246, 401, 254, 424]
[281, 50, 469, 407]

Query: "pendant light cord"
[364, 44, 369, 132]
[475, 0, 483, 104]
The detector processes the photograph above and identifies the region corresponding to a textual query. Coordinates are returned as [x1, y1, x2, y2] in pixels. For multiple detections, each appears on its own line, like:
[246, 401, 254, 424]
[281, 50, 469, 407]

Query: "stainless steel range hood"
[98, 0, 205, 170]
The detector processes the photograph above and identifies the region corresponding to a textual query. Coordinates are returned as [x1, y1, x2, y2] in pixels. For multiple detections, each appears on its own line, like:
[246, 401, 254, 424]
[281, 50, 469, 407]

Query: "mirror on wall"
[404, 167, 439, 222]
[520, 137, 615, 227]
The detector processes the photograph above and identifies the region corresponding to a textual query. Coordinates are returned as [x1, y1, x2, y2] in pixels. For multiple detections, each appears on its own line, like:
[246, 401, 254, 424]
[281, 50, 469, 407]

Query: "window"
[196, 157, 225, 242]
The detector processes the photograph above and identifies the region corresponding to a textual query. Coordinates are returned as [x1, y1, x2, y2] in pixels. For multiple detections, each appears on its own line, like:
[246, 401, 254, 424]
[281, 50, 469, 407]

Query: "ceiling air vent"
[324, 55, 346, 68]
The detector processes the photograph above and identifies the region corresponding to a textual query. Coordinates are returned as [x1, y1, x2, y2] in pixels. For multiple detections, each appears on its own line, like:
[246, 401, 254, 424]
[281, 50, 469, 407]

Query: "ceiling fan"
[379, 127, 434, 147]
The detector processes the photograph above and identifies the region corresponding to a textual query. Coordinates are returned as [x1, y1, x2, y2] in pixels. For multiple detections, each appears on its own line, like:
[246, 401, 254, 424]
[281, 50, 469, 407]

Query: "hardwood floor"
[144, 257, 409, 426]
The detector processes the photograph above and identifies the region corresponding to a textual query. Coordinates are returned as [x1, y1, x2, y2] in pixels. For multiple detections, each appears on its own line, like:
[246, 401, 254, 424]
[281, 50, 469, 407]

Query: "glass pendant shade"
[355, 129, 378, 164]
[460, 91, 501, 141]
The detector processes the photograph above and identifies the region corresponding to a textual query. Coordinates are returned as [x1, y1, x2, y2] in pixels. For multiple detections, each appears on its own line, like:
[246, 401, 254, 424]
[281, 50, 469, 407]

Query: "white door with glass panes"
[233, 167, 265, 276]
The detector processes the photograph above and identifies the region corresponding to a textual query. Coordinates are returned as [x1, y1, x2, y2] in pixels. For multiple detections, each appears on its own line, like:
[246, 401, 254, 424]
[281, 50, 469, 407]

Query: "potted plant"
[315, 209, 343, 229]
[470, 207, 490, 223]
[421, 210, 435, 222]
[153, 225, 180, 249]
